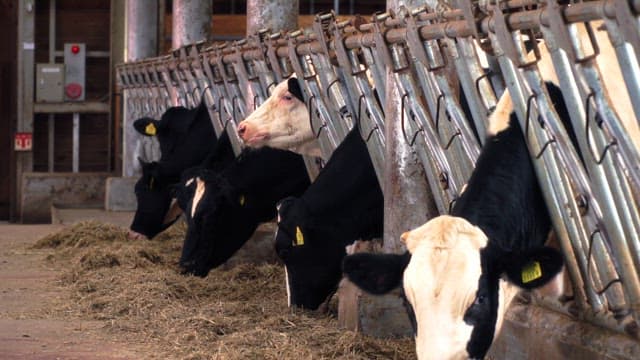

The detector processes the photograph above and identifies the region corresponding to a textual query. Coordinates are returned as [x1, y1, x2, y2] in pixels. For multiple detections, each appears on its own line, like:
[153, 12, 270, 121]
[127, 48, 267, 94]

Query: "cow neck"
[450, 115, 550, 254]
[228, 147, 307, 198]
[298, 127, 381, 220]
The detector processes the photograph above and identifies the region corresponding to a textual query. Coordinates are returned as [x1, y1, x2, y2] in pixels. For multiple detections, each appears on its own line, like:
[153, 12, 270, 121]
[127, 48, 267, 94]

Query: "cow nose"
[237, 122, 247, 138]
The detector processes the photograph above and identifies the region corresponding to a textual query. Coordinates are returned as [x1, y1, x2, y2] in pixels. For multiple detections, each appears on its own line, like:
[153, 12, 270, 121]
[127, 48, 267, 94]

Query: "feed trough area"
[29, 220, 415, 359]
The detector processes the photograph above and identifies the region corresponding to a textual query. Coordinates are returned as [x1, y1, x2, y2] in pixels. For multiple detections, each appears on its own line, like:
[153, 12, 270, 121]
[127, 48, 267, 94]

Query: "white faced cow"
[344, 21, 637, 359]
[237, 77, 323, 157]
[238, 77, 384, 310]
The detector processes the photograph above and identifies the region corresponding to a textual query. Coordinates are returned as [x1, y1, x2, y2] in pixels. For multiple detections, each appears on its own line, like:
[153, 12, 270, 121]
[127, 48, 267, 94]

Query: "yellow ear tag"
[145, 123, 157, 136]
[239, 195, 245, 206]
[295, 226, 304, 246]
[521, 261, 542, 284]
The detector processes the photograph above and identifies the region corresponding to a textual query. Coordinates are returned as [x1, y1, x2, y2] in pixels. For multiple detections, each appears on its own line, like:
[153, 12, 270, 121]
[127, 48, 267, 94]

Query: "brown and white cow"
[237, 77, 323, 157]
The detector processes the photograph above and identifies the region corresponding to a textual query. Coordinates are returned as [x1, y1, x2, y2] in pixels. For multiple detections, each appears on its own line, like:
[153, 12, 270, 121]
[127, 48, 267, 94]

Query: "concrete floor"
[0, 221, 146, 359]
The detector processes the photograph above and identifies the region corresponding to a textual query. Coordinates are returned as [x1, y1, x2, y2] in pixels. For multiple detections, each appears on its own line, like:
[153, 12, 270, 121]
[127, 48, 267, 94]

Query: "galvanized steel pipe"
[383, 0, 440, 254]
[172, 0, 212, 50]
[124, 0, 159, 177]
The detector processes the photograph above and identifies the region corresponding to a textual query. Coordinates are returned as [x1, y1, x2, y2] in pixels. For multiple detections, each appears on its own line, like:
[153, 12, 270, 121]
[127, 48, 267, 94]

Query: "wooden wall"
[32, 0, 111, 173]
[0, 0, 18, 219]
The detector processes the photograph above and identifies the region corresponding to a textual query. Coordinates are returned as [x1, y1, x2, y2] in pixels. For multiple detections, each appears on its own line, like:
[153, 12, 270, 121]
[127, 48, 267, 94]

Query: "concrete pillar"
[123, 0, 158, 178]
[246, 0, 298, 35]
[229, 0, 299, 267]
[107, 0, 159, 214]
[125, 1, 158, 62]
[172, 0, 212, 50]
[245, 0, 298, 110]
[383, 0, 438, 253]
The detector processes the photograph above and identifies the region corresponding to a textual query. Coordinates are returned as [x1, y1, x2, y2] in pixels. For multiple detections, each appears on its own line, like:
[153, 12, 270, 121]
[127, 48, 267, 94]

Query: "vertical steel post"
[124, 0, 159, 177]
[172, 0, 212, 50]
[16, 0, 35, 221]
[48, 0, 56, 173]
[245, 0, 300, 111]
[383, 0, 438, 254]
[72, 113, 80, 173]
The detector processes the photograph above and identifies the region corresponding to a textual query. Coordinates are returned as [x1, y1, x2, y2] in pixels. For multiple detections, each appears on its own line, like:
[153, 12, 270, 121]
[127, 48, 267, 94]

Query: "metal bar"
[116, 0, 640, 77]
[48, 115, 54, 172]
[286, 30, 340, 158]
[53, 50, 111, 58]
[72, 112, 80, 173]
[538, 11, 640, 322]
[490, 3, 637, 330]
[330, 15, 387, 185]
[47, 0, 55, 173]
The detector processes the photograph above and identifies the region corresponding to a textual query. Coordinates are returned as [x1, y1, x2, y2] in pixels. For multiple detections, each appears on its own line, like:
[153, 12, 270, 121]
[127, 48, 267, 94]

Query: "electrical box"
[36, 63, 65, 102]
[64, 43, 86, 101]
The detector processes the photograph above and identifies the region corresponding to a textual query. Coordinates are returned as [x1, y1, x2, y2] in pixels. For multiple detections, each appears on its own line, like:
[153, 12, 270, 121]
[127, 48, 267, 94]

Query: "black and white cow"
[177, 146, 311, 277]
[164, 76, 318, 276]
[130, 102, 235, 239]
[343, 86, 567, 359]
[274, 127, 383, 310]
[342, 21, 637, 359]
[237, 77, 384, 310]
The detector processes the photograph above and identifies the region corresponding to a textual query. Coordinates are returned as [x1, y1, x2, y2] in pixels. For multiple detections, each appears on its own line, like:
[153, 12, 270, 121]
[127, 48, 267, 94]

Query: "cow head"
[274, 197, 346, 310]
[237, 78, 321, 156]
[175, 170, 244, 277]
[343, 215, 563, 359]
[129, 159, 182, 239]
[128, 104, 218, 240]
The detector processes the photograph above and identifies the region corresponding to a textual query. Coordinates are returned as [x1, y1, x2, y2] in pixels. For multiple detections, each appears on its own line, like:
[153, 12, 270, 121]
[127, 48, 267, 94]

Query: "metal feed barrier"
[116, 0, 640, 339]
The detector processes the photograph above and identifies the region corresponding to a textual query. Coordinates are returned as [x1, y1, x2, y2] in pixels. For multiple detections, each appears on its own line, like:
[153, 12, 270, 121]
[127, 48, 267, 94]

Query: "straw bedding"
[34, 220, 416, 359]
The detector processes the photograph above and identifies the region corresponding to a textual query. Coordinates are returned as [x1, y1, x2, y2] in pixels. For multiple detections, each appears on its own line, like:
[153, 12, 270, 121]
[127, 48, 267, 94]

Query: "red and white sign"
[14, 132, 33, 151]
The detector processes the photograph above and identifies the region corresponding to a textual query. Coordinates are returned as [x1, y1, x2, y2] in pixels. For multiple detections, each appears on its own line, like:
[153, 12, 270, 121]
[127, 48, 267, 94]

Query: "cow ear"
[342, 252, 411, 295]
[502, 246, 564, 290]
[287, 77, 304, 103]
[133, 118, 159, 136]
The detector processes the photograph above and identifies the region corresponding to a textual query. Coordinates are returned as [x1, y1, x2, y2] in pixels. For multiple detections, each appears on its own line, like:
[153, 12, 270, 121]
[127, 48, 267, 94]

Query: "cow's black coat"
[178, 146, 311, 277]
[343, 82, 572, 358]
[275, 127, 383, 310]
[130, 103, 235, 239]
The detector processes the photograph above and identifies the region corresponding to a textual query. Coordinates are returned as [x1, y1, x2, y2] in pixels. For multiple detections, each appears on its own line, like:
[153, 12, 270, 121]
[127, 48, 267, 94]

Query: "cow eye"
[474, 295, 485, 305]
[283, 94, 293, 101]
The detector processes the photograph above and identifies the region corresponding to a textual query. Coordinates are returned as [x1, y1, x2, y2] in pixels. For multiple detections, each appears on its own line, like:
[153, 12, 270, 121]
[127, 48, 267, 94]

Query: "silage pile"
[34, 220, 416, 360]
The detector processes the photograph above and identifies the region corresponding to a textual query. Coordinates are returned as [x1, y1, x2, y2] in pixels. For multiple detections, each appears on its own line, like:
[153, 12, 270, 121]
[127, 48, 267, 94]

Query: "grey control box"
[36, 63, 65, 102]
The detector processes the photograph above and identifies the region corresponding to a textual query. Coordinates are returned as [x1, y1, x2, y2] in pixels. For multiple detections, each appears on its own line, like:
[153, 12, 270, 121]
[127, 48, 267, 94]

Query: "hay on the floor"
[37, 220, 416, 360]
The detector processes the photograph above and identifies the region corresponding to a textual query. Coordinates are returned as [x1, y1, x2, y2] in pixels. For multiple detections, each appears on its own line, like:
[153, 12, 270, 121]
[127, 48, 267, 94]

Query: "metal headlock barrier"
[116, 0, 640, 338]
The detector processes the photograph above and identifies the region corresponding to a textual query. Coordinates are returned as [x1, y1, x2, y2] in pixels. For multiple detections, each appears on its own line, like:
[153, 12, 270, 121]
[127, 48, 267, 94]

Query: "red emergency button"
[71, 44, 80, 54]
[65, 83, 83, 99]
